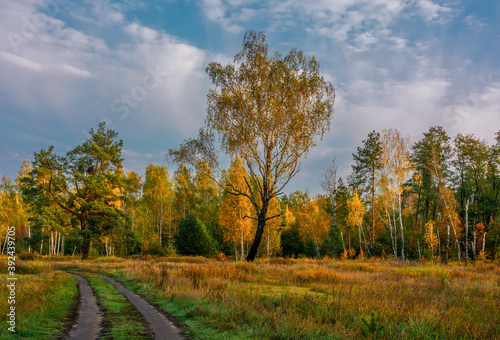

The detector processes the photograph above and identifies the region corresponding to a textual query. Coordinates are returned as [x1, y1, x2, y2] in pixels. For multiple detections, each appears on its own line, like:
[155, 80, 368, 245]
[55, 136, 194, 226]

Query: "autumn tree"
[347, 192, 366, 258]
[193, 161, 221, 227]
[143, 164, 174, 248]
[173, 164, 196, 224]
[219, 157, 255, 260]
[168, 30, 335, 261]
[378, 128, 414, 260]
[411, 126, 452, 259]
[286, 191, 330, 259]
[21, 122, 130, 260]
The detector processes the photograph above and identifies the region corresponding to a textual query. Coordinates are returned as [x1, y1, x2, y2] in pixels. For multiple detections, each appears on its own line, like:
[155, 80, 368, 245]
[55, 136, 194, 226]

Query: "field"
[1, 256, 499, 339]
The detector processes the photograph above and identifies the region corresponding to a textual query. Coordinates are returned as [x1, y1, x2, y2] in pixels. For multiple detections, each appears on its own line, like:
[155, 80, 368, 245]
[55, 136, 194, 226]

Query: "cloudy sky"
[1, 0, 499, 194]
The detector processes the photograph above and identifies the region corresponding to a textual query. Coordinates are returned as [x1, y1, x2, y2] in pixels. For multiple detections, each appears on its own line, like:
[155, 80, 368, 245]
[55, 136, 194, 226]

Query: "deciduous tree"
[168, 31, 335, 261]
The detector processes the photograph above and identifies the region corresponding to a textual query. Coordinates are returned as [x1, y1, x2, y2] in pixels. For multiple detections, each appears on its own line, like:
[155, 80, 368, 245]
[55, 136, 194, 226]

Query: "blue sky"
[1, 0, 499, 194]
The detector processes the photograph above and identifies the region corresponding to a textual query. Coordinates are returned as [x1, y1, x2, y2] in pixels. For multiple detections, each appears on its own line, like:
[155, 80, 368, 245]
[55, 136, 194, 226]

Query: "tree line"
[1, 30, 498, 263]
[1, 123, 499, 263]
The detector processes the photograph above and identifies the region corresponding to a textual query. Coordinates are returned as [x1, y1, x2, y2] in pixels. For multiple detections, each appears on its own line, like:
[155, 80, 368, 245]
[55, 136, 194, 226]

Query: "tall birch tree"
[168, 31, 335, 261]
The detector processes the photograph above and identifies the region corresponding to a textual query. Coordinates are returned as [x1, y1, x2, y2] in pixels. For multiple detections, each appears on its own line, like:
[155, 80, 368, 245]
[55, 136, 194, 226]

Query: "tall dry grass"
[51, 257, 500, 339]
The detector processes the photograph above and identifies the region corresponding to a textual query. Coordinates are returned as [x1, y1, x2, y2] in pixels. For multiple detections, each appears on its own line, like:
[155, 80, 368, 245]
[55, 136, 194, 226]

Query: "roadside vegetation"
[52, 256, 500, 340]
[0, 259, 78, 339]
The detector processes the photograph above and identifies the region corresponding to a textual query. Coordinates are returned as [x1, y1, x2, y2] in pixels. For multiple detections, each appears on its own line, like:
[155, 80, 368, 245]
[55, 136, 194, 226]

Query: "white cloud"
[0, 51, 43, 72]
[124, 23, 159, 41]
[59, 64, 92, 78]
[463, 14, 487, 29]
[200, 0, 243, 33]
[416, 0, 454, 23]
[0, 0, 216, 140]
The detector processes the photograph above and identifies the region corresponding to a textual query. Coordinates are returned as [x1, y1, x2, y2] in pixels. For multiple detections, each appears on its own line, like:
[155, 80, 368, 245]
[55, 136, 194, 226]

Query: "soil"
[95, 274, 184, 340]
[66, 273, 103, 340]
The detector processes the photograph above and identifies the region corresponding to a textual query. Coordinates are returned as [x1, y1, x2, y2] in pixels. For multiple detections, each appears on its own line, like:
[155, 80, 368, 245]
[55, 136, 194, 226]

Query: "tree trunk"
[81, 229, 91, 260]
[362, 226, 371, 257]
[371, 170, 376, 253]
[389, 211, 397, 258]
[240, 231, 245, 260]
[445, 224, 450, 264]
[40, 227, 44, 255]
[267, 232, 270, 259]
[413, 186, 422, 258]
[358, 225, 363, 259]
[472, 230, 476, 261]
[247, 215, 265, 262]
[482, 232, 486, 254]
[465, 199, 469, 266]
[28, 226, 31, 253]
[398, 194, 405, 260]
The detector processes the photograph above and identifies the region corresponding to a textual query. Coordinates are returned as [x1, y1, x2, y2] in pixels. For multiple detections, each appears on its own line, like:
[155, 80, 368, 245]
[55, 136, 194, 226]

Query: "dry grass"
[0, 259, 78, 339]
[49, 257, 500, 339]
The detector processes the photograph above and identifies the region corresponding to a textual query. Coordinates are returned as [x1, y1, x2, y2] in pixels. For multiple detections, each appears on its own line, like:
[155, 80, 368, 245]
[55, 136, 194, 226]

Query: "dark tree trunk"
[246, 215, 266, 261]
[80, 214, 90, 260]
[81, 233, 91, 260]
[413, 185, 422, 258]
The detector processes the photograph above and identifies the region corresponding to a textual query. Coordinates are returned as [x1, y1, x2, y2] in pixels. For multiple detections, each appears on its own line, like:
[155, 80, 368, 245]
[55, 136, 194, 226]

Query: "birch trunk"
[465, 199, 469, 266]
[398, 194, 405, 260]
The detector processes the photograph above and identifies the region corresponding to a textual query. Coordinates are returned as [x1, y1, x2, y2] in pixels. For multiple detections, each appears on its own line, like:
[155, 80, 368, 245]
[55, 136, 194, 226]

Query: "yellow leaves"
[284, 206, 296, 227]
[220, 157, 255, 245]
[425, 220, 439, 252]
[347, 192, 365, 228]
[288, 192, 330, 248]
[379, 128, 414, 195]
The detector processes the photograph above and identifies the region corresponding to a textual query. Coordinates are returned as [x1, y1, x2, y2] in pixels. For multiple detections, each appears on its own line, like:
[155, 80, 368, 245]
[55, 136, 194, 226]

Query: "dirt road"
[67, 272, 183, 340]
[67, 273, 103, 340]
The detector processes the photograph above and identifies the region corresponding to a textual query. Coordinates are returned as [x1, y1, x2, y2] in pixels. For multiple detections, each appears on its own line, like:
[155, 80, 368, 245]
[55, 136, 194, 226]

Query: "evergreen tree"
[352, 131, 382, 254]
[21, 122, 130, 260]
[175, 216, 217, 256]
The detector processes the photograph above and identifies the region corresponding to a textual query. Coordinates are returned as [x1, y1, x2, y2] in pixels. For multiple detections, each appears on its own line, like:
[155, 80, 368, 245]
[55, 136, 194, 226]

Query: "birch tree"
[219, 157, 255, 260]
[168, 31, 335, 261]
[347, 192, 366, 258]
[143, 164, 173, 247]
[379, 128, 414, 260]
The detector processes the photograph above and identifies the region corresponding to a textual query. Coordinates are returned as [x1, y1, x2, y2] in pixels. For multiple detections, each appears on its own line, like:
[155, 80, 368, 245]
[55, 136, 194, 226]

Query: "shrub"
[175, 216, 218, 256]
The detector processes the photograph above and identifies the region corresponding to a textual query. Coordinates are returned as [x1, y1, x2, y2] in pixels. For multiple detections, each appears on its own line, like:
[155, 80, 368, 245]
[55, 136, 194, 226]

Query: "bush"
[281, 227, 305, 258]
[175, 216, 218, 256]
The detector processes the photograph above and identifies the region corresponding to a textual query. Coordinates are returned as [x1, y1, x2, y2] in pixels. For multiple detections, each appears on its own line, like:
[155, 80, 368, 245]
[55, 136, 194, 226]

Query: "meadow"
[1, 256, 499, 339]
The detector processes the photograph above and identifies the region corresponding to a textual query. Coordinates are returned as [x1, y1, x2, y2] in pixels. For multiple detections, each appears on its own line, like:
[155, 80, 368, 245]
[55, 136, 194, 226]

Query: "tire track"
[95, 273, 183, 340]
[66, 273, 103, 340]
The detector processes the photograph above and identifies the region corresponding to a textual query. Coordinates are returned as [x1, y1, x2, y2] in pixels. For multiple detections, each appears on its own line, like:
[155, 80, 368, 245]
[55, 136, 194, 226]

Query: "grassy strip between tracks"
[80, 272, 151, 340]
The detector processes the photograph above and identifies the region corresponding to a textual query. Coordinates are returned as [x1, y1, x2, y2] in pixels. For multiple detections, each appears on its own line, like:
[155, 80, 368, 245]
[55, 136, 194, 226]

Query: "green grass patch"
[35, 258, 500, 340]
[81, 273, 150, 339]
[0, 271, 78, 339]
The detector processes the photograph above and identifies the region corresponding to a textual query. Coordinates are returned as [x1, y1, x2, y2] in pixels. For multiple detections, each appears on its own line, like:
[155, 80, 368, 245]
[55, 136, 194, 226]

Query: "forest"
[1, 31, 499, 265]
[1, 123, 499, 265]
